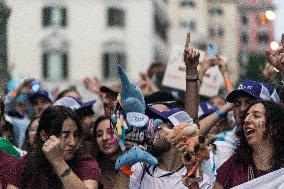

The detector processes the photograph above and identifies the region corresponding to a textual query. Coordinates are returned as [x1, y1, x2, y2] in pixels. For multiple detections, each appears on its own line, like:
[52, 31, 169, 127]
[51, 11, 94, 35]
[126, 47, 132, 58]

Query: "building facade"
[167, 0, 240, 82]
[6, 0, 169, 88]
[237, 0, 274, 65]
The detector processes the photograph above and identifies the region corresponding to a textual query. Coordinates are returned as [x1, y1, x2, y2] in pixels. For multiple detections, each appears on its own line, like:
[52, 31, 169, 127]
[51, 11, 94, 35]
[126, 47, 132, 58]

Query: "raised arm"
[199, 102, 233, 136]
[183, 33, 200, 123]
[43, 136, 99, 189]
[265, 33, 284, 81]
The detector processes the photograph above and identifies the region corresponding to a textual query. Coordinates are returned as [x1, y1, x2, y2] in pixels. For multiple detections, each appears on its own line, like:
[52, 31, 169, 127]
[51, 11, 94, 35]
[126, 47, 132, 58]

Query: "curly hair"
[235, 100, 284, 170]
[22, 106, 83, 189]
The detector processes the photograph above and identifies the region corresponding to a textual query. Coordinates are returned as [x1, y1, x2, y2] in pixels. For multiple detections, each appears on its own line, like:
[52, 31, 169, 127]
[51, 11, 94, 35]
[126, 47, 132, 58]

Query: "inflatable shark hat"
[112, 65, 158, 171]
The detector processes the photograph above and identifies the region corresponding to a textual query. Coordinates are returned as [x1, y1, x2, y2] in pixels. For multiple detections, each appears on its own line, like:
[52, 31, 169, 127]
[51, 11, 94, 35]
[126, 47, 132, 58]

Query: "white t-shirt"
[129, 163, 214, 189]
[211, 127, 238, 174]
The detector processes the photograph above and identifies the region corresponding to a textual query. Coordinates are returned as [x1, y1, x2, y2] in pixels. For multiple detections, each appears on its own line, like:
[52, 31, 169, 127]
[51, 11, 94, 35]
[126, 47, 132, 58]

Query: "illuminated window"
[257, 15, 269, 25]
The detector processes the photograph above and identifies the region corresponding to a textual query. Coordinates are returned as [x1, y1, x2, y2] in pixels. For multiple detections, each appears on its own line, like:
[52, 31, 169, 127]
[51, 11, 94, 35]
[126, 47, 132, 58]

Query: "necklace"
[247, 165, 255, 181]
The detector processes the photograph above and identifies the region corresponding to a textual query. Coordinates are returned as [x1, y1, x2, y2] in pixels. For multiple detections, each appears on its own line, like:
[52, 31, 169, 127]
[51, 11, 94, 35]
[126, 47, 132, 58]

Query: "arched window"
[102, 41, 126, 81]
[40, 31, 69, 81]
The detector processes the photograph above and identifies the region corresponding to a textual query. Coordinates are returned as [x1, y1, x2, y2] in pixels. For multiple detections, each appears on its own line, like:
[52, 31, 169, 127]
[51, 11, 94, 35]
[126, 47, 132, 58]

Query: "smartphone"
[207, 43, 219, 60]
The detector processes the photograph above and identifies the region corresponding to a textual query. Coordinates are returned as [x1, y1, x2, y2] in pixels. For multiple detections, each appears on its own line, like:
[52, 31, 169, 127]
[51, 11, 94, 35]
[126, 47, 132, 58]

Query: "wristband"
[215, 110, 225, 118]
[60, 167, 72, 178]
[186, 74, 199, 82]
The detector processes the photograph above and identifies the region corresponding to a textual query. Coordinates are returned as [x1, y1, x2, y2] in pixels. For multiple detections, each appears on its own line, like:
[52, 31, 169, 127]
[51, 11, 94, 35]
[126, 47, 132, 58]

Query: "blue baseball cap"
[198, 101, 218, 118]
[53, 96, 96, 110]
[226, 80, 271, 103]
[261, 83, 280, 103]
[146, 106, 193, 126]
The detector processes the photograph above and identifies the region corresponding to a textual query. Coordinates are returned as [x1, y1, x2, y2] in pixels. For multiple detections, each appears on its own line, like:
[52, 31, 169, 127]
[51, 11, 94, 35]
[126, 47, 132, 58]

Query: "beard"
[151, 138, 172, 158]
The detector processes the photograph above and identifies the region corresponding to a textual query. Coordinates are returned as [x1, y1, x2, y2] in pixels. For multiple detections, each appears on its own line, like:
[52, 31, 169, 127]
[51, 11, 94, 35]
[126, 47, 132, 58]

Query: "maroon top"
[7, 155, 102, 189]
[217, 154, 271, 189]
[0, 151, 18, 188]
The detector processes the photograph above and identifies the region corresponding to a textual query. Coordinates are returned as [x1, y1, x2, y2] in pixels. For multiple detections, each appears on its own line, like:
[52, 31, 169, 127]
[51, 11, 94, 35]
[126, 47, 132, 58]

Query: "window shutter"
[42, 53, 48, 79]
[42, 7, 51, 27]
[63, 53, 68, 79]
[62, 7, 67, 27]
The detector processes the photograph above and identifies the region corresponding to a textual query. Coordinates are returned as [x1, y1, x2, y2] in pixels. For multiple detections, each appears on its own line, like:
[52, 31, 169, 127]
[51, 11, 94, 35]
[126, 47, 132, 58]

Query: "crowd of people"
[1, 32, 284, 189]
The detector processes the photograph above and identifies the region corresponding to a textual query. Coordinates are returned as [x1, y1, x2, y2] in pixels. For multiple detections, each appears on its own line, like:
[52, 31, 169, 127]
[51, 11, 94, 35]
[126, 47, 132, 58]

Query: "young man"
[129, 105, 213, 189]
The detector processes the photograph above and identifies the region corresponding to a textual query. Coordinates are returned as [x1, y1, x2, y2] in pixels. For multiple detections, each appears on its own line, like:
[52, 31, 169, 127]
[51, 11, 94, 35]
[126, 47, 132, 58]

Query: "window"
[107, 8, 125, 27]
[180, 20, 196, 31]
[209, 7, 224, 16]
[209, 26, 224, 38]
[257, 32, 269, 43]
[241, 15, 248, 25]
[42, 52, 68, 80]
[257, 15, 269, 26]
[42, 6, 67, 27]
[154, 14, 168, 41]
[241, 32, 249, 44]
[102, 52, 126, 80]
[180, 0, 195, 7]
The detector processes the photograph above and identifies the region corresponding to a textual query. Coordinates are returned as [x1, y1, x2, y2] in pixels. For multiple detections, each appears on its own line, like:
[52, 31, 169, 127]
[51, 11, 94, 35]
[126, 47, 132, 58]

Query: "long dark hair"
[22, 117, 39, 153]
[92, 115, 110, 164]
[22, 106, 83, 189]
[235, 100, 284, 170]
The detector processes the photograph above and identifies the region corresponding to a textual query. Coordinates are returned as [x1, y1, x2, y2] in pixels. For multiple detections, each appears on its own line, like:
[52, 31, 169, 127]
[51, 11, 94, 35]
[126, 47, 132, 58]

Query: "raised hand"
[42, 135, 64, 165]
[183, 33, 200, 70]
[83, 77, 101, 94]
[265, 33, 284, 73]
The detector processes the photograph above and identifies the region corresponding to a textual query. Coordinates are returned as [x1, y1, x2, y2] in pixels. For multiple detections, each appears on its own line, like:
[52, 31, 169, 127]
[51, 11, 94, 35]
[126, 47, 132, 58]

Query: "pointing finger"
[185, 33, 190, 49]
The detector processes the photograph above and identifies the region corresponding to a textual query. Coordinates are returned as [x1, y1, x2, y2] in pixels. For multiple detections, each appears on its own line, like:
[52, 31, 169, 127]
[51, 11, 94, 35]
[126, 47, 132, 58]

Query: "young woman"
[6, 106, 102, 189]
[93, 116, 129, 189]
[216, 100, 284, 188]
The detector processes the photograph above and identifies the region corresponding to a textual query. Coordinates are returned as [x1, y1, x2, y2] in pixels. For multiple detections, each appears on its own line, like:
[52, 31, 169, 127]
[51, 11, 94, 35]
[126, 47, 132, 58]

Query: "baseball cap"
[198, 101, 218, 118]
[29, 88, 52, 104]
[53, 96, 96, 110]
[100, 83, 121, 94]
[261, 83, 280, 103]
[226, 80, 271, 103]
[146, 106, 193, 126]
[144, 91, 176, 105]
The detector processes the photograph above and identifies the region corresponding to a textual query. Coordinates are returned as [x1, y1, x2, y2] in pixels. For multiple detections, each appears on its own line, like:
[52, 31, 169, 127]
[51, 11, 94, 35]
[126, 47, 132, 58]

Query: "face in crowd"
[82, 115, 96, 137]
[232, 95, 255, 127]
[38, 106, 82, 161]
[59, 118, 81, 160]
[150, 104, 172, 157]
[101, 93, 117, 117]
[95, 117, 120, 157]
[243, 102, 268, 148]
[32, 97, 52, 117]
